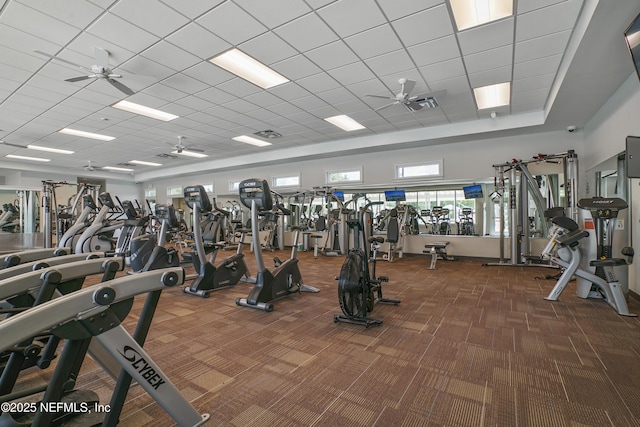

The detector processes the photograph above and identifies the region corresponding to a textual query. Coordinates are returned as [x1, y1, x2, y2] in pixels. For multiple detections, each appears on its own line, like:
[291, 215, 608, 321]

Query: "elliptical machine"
[130, 204, 181, 273]
[334, 201, 400, 327]
[236, 179, 319, 312]
[182, 185, 253, 298]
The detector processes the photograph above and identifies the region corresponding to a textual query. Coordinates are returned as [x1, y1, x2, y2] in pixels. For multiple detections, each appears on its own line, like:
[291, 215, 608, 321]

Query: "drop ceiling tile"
[518, 0, 568, 14]
[0, 23, 60, 55]
[268, 82, 312, 100]
[464, 45, 512, 74]
[377, 0, 442, 21]
[272, 55, 322, 80]
[233, 0, 311, 29]
[407, 36, 460, 67]
[349, 78, 389, 98]
[216, 78, 263, 98]
[110, 0, 189, 38]
[426, 74, 470, 93]
[457, 17, 514, 55]
[196, 1, 267, 45]
[158, 0, 224, 19]
[511, 87, 548, 113]
[344, 24, 403, 60]
[328, 61, 376, 86]
[238, 32, 298, 65]
[144, 83, 188, 102]
[161, 73, 211, 94]
[87, 12, 159, 52]
[266, 102, 302, 117]
[304, 41, 359, 70]
[315, 87, 358, 105]
[141, 41, 202, 72]
[222, 98, 260, 114]
[317, 0, 387, 38]
[195, 86, 238, 105]
[119, 56, 176, 82]
[365, 50, 415, 77]
[516, 0, 582, 42]
[514, 30, 571, 63]
[173, 95, 216, 112]
[183, 62, 234, 87]
[289, 95, 328, 111]
[513, 73, 554, 93]
[65, 34, 136, 68]
[468, 66, 512, 88]
[274, 13, 338, 52]
[244, 91, 285, 108]
[2, 2, 80, 46]
[166, 23, 231, 60]
[392, 4, 453, 47]
[514, 54, 562, 80]
[0, 45, 49, 73]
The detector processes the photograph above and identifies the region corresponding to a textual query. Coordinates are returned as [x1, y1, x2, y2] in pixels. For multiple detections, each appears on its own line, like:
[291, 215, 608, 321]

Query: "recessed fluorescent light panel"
[112, 100, 178, 122]
[59, 128, 115, 141]
[473, 82, 511, 110]
[324, 115, 366, 131]
[103, 166, 134, 172]
[232, 135, 272, 147]
[209, 49, 289, 89]
[27, 145, 74, 154]
[450, 0, 513, 31]
[129, 160, 162, 167]
[6, 154, 50, 162]
[171, 150, 208, 158]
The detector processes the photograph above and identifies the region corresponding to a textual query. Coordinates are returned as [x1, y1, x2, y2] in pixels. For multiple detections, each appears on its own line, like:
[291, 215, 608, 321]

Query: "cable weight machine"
[486, 150, 578, 267]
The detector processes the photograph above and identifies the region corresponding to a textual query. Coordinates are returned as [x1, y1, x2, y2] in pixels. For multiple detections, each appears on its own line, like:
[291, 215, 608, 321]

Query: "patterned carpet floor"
[9, 248, 640, 426]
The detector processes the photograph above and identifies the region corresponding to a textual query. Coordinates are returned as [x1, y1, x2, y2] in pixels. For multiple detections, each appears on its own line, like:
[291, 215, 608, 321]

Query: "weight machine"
[487, 150, 578, 266]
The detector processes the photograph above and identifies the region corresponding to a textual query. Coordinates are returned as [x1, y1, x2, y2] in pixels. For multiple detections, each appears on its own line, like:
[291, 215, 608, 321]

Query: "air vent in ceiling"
[254, 130, 282, 139]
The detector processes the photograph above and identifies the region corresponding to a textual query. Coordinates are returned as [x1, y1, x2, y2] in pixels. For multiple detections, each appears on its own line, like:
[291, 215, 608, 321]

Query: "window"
[167, 186, 182, 196]
[326, 168, 362, 184]
[203, 184, 214, 193]
[229, 181, 241, 192]
[396, 160, 443, 179]
[144, 188, 156, 198]
[272, 174, 300, 188]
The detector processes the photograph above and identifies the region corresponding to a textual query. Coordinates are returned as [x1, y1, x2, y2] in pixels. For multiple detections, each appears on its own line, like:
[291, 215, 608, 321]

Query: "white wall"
[145, 130, 582, 203]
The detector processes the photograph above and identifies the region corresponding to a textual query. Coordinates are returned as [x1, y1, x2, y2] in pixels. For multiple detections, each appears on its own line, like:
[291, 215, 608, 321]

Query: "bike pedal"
[378, 276, 389, 282]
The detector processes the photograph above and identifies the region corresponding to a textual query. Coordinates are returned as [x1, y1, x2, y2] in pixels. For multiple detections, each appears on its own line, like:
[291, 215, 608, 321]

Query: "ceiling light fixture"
[473, 82, 511, 109]
[209, 48, 289, 89]
[59, 128, 115, 141]
[27, 144, 74, 154]
[129, 160, 162, 167]
[6, 154, 50, 162]
[450, 0, 513, 31]
[112, 100, 179, 122]
[103, 166, 134, 172]
[324, 115, 366, 131]
[232, 135, 272, 147]
[171, 150, 208, 158]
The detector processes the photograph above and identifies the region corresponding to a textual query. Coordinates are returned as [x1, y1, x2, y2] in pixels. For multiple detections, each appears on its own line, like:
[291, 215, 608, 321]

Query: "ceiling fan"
[367, 78, 446, 112]
[82, 161, 102, 171]
[171, 136, 205, 155]
[33, 47, 136, 96]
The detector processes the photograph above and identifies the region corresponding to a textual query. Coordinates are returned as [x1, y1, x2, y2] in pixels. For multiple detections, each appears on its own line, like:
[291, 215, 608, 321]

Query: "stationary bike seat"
[368, 236, 385, 244]
[589, 258, 627, 267]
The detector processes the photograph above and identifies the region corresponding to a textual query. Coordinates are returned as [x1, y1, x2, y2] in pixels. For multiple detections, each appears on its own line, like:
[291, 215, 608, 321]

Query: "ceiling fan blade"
[374, 102, 397, 112]
[107, 78, 135, 96]
[184, 147, 205, 153]
[0, 141, 27, 149]
[402, 79, 416, 96]
[366, 94, 395, 100]
[33, 49, 90, 72]
[95, 47, 109, 66]
[65, 75, 93, 82]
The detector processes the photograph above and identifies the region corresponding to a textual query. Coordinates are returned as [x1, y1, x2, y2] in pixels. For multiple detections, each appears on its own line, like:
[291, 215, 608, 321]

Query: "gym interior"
[2, 1, 640, 426]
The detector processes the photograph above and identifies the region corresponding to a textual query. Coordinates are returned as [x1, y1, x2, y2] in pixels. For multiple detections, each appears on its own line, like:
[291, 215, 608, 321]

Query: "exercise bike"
[334, 201, 400, 327]
[236, 178, 319, 312]
[182, 185, 253, 298]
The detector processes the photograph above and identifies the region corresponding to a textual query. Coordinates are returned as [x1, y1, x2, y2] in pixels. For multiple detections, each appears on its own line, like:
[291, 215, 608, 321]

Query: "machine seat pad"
[589, 258, 627, 267]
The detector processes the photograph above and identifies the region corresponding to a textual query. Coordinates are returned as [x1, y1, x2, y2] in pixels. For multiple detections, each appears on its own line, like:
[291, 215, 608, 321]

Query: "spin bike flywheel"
[338, 251, 374, 318]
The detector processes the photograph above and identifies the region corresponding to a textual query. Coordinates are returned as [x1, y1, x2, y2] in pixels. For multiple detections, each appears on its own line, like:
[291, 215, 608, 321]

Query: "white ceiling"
[0, 0, 638, 182]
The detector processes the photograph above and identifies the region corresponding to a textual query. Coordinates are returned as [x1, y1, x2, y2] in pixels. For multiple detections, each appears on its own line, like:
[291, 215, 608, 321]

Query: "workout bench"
[423, 241, 454, 269]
